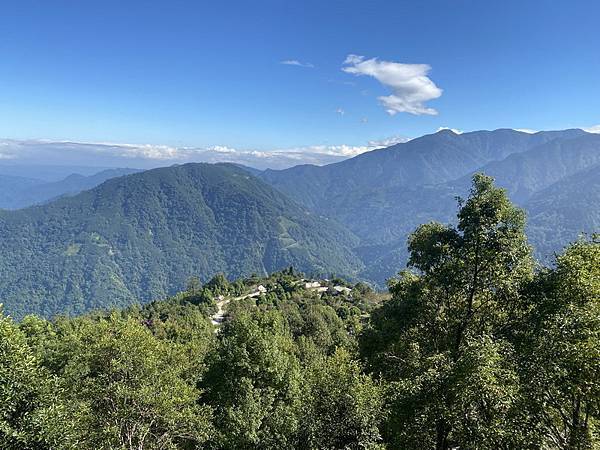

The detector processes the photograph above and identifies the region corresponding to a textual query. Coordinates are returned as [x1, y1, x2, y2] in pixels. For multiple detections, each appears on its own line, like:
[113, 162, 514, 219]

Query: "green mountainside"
[526, 163, 600, 260]
[259, 129, 600, 284]
[0, 174, 46, 208]
[259, 128, 586, 210]
[0, 129, 598, 316]
[0, 163, 362, 318]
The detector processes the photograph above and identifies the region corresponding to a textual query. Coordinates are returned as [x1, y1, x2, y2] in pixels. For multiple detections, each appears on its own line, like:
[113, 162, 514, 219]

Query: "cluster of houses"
[303, 280, 352, 296]
[245, 279, 352, 299]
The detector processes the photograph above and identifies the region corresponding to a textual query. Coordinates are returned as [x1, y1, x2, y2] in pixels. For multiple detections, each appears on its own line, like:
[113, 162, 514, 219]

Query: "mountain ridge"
[0, 128, 598, 316]
[0, 167, 142, 209]
[259, 128, 599, 284]
[0, 163, 363, 319]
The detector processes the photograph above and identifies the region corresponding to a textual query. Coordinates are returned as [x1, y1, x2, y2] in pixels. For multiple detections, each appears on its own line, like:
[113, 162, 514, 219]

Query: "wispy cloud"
[513, 128, 538, 134]
[342, 54, 442, 116]
[336, 108, 345, 116]
[367, 136, 411, 147]
[280, 59, 315, 68]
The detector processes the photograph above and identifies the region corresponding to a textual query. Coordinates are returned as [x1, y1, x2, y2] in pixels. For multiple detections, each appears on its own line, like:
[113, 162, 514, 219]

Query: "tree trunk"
[436, 419, 450, 450]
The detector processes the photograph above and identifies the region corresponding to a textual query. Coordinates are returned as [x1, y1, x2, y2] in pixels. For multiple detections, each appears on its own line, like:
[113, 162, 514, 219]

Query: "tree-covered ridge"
[0, 163, 363, 319]
[1, 129, 598, 318]
[1, 175, 598, 449]
[259, 129, 600, 285]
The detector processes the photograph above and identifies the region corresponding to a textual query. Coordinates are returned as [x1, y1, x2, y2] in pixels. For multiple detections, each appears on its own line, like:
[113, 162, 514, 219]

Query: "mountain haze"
[0, 168, 141, 209]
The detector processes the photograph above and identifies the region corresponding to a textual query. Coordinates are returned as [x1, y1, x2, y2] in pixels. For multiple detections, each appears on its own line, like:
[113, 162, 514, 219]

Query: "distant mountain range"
[0, 128, 598, 318]
[0, 168, 140, 209]
[259, 128, 600, 283]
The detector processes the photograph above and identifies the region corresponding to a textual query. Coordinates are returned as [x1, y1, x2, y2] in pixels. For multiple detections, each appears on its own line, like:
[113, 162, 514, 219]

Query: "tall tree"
[517, 237, 600, 449]
[361, 174, 534, 449]
[202, 311, 302, 449]
[298, 348, 384, 449]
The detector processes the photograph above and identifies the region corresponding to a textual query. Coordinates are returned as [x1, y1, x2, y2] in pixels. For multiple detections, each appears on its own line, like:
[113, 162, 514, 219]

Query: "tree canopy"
[1, 174, 598, 449]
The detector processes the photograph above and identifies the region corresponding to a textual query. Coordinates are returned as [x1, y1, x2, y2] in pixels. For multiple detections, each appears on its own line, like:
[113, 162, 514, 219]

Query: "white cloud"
[206, 145, 237, 154]
[513, 128, 538, 134]
[583, 124, 600, 133]
[280, 59, 314, 68]
[437, 127, 463, 134]
[367, 136, 411, 147]
[0, 135, 414, 171]
[342, 54, 442, 116]
[336, 108, 345, 115]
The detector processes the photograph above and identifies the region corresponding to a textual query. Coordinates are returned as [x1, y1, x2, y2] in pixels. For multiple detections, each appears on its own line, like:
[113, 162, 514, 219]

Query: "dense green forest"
[1, 130, 599, 319]
[1, 174, 598, 449]
[0, 163, 362, 319]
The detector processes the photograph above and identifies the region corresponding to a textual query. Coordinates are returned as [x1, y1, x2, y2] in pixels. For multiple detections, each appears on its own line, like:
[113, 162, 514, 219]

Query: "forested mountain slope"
[260, 129, 600, 285]
[2, 176, 597, 450]
[0, 163, 362, 318]
[450, 133, 600, 203]
[0, 174, 45, 208]
[1, 129, 598, 315]
[526, 163, 600, 260]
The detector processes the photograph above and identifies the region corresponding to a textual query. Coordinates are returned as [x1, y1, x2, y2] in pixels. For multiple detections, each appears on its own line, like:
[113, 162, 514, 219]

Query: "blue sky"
[1, 0, 599, 157]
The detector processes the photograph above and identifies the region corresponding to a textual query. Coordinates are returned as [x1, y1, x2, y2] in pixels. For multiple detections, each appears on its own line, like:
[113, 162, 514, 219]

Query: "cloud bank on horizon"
[1, 126, 597, 171]
[342, 54, 443, 116]
[0, 136, 410, 171]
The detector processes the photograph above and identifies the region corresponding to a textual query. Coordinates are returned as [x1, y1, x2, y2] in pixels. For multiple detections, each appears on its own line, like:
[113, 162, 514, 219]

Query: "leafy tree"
[54, 315, 213, 449]
[132, 298, 217, 375]
[298, 304, 353, 354]
[517, 237, 600, 449]
[299, 348, 384, 449]
[206, 273, 230, 296]
[202, 311, 301, 449]
[361, 174, 533, 449]
[185, 275, 202, 295]
[0, 310, 68, 449]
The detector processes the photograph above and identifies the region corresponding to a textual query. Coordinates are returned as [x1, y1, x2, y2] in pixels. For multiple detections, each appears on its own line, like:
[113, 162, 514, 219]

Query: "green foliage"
[516, 237, 600, 448]
[299, 348, 384, 449]
[260, 130, 600, 286]
[1, 172, 598, 449]
[361, 174, 534, 449]
[205, 273, 230, 296]
[1, 269, 383, 448]
[202, 311, 302, 449]
[0, 310, 67, 449]
[0, 163, 363, 319]
[54, 315, 213, 449]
